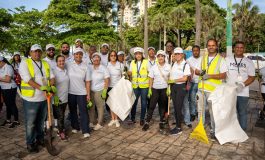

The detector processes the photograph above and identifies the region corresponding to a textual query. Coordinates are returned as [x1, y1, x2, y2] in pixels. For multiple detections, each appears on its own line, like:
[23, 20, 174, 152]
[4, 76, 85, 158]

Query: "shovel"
[44, 92, 60, 156]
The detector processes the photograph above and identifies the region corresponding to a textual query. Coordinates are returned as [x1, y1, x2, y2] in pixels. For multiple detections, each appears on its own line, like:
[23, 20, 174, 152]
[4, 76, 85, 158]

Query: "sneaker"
[108, 120, 116, 127]
[94, 124, 103, 131]
[72, 129, 78, 134]
[210, 132, 216, 142]
[27, 143, 39, 153]
[187, 124, 192, 128]
[142, 123, 149, 131]
[83, 133, 90, 138]
[9, 121, 20, 128]
[89, 123, 95, 128]
[1, 120, 11, 126]
[140, 120, 145, 126]
[59, 132, 67, 141]
[115, 120, 120, 127]
[53, 127, 58, 132]
[170, 127, 182, 135]
[190, 115, 196, 122]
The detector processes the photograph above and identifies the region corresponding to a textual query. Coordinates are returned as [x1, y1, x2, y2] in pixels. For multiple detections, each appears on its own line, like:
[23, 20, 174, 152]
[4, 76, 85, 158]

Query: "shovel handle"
[46, 93, 52, 128]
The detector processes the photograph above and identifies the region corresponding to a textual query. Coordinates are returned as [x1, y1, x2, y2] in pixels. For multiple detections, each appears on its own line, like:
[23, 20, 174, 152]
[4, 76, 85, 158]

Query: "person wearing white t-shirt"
[52, 55, 70, 140]
[66, 48, 91, 138]
[0, 56, 19, 128]
[168, 47, 191, 135]
[89, 52, 110, 131]
[142, 50, 171, 132]
[183, 45, 201, 128]
[100, 43, 109, 66]
[195, 39, 228, 141]
[225, 41, 255, 130]
[43, 44, 57, 69]
[106, 51, 124, 127]
[60, 42, 73, 63]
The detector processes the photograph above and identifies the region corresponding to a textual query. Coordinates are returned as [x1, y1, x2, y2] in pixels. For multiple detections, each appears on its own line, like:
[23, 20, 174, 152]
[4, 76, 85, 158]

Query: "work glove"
[87, 100, 93, 109]
[50, 86, 57, 94]
[200, 70, 206, 76]
[166, 87, 171, 96]
[40, 85, 51, 92]
[147, 88, 152, 98]
[202, 74, 209, 80]
[101, 89, 107, 100]
[167, 79, 175, 84]
[256, 73, 262, 81]
[235, 82, 245, 92]
[54, 96, 60, 106]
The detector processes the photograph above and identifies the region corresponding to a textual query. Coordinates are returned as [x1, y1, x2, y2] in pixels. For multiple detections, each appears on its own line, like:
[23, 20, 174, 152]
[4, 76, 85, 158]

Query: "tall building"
[139, 0, 157, 16]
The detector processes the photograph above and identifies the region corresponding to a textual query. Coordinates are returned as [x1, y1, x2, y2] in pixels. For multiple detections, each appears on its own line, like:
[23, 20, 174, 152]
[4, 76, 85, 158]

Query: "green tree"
[0, 8, 13, 51]
[195, 0, 201, 46]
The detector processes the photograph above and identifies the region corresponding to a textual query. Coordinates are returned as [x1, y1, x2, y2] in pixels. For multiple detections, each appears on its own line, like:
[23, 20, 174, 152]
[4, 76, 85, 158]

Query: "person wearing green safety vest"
[19, 44, 56, 153]
[128, 47, 149, 126]
[195, 39, 228, 142]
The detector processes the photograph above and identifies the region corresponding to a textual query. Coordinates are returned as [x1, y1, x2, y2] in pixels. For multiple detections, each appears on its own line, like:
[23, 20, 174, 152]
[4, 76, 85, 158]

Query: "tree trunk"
[163, 25, 167, 51]
[195, 0, 201, 46]
[144, 0, 148, 57]
[119, 4, 125, 50]
[177, 29, 181, 47]
[159, 29, 161, 50]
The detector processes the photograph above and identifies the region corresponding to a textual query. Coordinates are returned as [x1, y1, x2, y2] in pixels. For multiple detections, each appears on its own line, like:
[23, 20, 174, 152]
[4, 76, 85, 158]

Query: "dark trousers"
[105, 87, 112, 113]
[68, 94, 90, 134]
[171, 84, 186, 128]
[146, 88, 167, 122]
[52, 103, 67, 132]
[262, 93, 265, 111]
[131, 88, 148, 121]
[2, 88, 18, 121]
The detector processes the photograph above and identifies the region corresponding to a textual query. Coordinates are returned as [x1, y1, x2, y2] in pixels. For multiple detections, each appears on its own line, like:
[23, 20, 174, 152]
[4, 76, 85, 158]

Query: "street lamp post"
[227, 0, 233, 56]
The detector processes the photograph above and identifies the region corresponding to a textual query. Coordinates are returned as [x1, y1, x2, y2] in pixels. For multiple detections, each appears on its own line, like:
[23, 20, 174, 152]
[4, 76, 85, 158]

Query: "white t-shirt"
[19, 59, 55, 102]
[82, 53, 93, 65]
[149, 63, 171, 89]
[89, 65, 110, 92]
[148, 58, 156, 70]
[225, 56, 255, 97]
[0, 64, 17, 89]
[186, 56, 201, 83]
[53, 66, 69, 103]
[170, 60, 191, 84]
[43, 57, 56, 70]
[100, 53, 109, 66]
[260, 67, 265, 93]
[107, 61, 124, 87]
[66, 60, 90, 95]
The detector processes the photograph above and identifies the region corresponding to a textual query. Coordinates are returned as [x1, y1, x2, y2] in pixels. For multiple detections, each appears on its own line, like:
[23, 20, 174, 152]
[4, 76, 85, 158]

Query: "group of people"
[0, 38, 261, 154]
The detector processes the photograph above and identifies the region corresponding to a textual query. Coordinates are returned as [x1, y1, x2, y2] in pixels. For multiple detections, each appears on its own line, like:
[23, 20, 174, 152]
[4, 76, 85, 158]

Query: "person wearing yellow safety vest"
[195, 39, 228, 141]
[128, 47, 149, 126]
[19, 44, 56, 153]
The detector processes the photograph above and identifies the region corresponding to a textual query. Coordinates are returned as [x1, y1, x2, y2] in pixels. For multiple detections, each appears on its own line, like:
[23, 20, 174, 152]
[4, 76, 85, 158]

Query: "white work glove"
[235, 82, 245, 92]
[202, 74, 209, 80]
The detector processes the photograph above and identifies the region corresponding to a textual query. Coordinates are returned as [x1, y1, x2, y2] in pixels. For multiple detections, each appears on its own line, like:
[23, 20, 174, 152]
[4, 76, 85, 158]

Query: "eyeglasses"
[48, 48, 55, 51]
[166, 45, 173, 48]
[110, 55, 116, 57]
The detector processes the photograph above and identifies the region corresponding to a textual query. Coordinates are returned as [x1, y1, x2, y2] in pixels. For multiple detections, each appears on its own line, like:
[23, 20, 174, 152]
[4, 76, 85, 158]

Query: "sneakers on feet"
[89, 123, 95, 128]
[94, 124, 103, 130]
[187, 124, 192, 128]
[210, 132, 216, 142]
[170, 127, 182, 135]
[140, 120, 145, 126]
[9, 121, 20, 128]
[59, 132, 67, 140]
[1, 120, 11, 126]
[142, 123, 149, 131]
[72, 129, 78, 134]
[83, 133, 90, 138]
[108, 120, 116, 127]
[115, 120, 120, 127]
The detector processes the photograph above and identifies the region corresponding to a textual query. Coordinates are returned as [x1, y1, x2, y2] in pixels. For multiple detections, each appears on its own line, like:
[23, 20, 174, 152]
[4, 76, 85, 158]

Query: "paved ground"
[0, 82, 264, 160]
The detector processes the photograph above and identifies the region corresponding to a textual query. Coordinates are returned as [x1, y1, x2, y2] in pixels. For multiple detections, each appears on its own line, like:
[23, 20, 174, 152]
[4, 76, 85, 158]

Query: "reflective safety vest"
[198, 53, 223, 92]
[131, 59, 149, 89]
[21, 59, 50, 97]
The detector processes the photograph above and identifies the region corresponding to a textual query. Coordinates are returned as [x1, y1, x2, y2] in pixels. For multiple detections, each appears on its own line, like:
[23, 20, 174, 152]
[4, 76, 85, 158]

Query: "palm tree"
[195, 0, 201, 46]
[233, 0, 259, 41]
[144, 0, 148, 57]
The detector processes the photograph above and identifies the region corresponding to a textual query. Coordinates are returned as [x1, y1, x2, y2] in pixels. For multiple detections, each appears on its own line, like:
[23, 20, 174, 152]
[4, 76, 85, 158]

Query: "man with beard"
[60, 42, 72, 63]
[43, 44, 56, 69]
[100, 43, 109, 66]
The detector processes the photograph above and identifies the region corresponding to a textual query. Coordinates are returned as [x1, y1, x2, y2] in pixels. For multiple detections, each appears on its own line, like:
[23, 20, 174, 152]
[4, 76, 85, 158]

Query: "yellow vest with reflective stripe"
[198, 54, 223, 92]
[21, 59, 50, 97]
[131, 59, 149, 89]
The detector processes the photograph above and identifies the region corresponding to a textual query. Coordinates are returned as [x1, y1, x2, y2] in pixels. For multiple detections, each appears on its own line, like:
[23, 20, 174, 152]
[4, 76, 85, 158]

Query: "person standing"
[19, 44, 56, 153]
[52, 55, 70, 140]
[66, 48, 91, 138]
[128, 47, 149, 126]
[106, 51, 123, 127]
[89, 52, 110, 130]
[142, 50, 171, 131]
[225, 41, 255, 131]
[11, 52, 21, 71]
[168, 47, 191, 135]
[100, 43, 110, 66]
[195, 39, 228, 141]
[43, 44, 57, 69]
[84, 45, 97, 65]
[60, 42, 72, 63]
[165, 40, 176, 64]
[0, 56, 19, 128]
[183, 45, 201, 127]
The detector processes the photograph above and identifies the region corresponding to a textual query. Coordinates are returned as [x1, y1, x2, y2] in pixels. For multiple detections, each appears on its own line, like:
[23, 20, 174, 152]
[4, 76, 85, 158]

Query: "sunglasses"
[48, 48, 55, 51]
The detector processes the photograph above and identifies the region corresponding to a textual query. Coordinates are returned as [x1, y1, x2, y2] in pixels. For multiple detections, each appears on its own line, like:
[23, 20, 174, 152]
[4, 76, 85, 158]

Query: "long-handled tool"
[255, 55, 265, 128]
[190, 51, 209, 144]
[44, 92, 60, 156]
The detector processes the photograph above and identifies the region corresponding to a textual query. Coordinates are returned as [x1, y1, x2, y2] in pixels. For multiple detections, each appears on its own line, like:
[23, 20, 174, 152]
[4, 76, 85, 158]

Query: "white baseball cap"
[156, 50, 166, 57]
[117, 51, 125, 56]
[92, 52, 101, 59]
[133, 47, 144, 54]
[73, 47, 84, 54]
[101, 43, 109, 48]
[30, 44, 42, 51]
[148, 47, 155, 51]
[75, 39, 83, 43]
[46, 44, 55, 51]
[174, 47, 184, 54]
[14, 52, 20, 56]
[0, 56, 3, 61]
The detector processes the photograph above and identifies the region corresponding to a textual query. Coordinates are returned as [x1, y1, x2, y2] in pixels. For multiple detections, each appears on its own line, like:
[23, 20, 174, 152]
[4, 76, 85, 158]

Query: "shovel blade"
[44, 128, 60, 156]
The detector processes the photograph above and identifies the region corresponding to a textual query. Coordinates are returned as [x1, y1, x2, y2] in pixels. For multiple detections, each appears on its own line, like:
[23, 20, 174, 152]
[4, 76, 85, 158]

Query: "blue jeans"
[68, 94, 90, 134]
[131, 88, 148, 121]
[236, 96, 249, 130]
[183, 83, 198, 125]
[23, 100, 47, 145]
